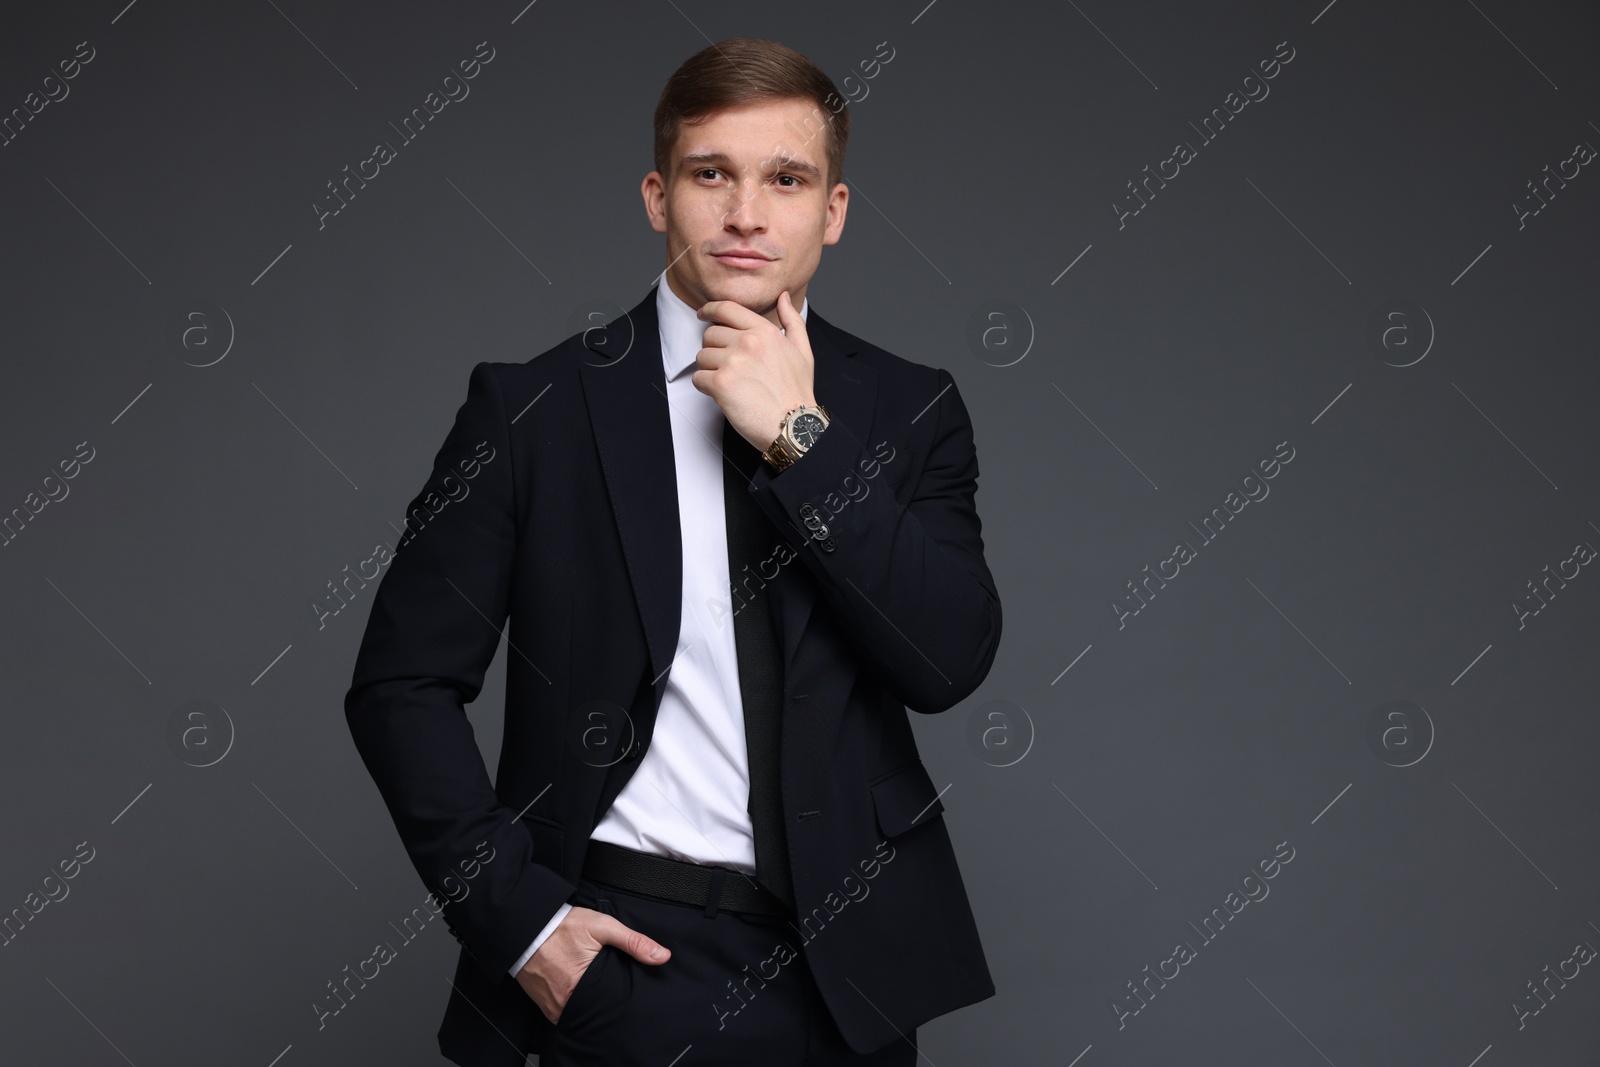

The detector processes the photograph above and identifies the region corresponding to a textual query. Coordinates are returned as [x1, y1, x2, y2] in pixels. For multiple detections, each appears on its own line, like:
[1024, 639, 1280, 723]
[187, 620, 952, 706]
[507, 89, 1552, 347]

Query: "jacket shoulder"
[467, 329, 595, 409]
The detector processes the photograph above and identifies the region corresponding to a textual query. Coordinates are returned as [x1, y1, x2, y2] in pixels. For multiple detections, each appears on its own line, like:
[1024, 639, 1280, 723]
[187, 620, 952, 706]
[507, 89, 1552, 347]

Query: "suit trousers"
[540, 875, 918, 1066]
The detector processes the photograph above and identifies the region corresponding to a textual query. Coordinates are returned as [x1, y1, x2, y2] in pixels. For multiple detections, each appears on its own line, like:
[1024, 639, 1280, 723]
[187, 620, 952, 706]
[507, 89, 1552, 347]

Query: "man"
[345, 37, 1001, 1066]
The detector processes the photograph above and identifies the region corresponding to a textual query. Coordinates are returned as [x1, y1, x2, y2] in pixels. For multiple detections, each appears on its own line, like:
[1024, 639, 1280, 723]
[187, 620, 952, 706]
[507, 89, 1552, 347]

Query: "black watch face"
[791, 412, 825, 449]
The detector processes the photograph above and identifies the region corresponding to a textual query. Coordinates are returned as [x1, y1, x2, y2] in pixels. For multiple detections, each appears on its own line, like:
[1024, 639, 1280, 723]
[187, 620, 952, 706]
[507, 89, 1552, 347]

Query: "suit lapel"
[577, 288, 682, 704]
[576, 286, 878, 713]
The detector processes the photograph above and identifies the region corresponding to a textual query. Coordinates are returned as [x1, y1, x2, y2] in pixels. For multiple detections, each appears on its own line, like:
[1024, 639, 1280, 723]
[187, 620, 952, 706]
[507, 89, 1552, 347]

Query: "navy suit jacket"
[344, 285, 1001, 1064]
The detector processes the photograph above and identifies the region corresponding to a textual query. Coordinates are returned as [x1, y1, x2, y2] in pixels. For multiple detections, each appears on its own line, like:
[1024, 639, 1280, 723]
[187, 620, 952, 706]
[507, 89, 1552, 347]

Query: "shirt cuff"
[507, 902, 573, 976]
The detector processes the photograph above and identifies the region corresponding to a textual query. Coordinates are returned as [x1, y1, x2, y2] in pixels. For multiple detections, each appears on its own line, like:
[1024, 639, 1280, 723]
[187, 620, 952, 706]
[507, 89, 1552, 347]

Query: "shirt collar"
[656, 276, 809, 383]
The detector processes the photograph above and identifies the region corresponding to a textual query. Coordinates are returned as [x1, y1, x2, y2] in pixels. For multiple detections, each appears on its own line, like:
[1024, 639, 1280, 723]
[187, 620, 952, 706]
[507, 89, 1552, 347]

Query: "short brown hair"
[654, 38, 850, 190]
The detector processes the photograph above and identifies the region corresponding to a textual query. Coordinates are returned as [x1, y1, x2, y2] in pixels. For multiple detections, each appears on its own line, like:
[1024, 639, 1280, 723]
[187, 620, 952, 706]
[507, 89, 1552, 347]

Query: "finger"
[778, 291, 813, 355]
[597, 916, 672, 964]
[699, 323, 741, 349]
[776, 290, 802, 335]
[696, 299, 764, 330]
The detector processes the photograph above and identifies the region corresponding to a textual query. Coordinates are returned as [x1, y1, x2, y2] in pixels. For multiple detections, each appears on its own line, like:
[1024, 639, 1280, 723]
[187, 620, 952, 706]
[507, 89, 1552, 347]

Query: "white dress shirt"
[510, 278, 809, 975]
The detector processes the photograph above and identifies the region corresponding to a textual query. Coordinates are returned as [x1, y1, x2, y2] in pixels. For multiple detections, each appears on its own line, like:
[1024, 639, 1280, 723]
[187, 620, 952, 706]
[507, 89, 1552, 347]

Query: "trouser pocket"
[553, 881, 625, 1038]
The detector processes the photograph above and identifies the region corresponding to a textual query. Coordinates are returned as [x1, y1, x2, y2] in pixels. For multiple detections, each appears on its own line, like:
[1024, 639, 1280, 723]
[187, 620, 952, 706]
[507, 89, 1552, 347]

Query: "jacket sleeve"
[747, 366, 1002, 713]
[344, 361, 575, 976]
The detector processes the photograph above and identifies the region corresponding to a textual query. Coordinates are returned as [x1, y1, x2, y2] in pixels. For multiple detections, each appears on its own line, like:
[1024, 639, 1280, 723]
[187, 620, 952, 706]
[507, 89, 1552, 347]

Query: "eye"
[774, 174, 800, 187]
[697, 168, 723, 181]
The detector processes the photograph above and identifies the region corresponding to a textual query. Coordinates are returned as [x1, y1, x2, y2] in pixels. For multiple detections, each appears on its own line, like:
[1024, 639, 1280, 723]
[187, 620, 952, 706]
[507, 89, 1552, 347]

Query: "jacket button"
[623, 738, 643, 761]
[818, 536, 836, 553]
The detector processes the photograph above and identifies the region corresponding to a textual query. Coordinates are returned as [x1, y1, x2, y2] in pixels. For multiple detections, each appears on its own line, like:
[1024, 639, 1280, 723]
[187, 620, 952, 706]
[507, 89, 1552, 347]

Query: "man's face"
[642, 97, 848, 325]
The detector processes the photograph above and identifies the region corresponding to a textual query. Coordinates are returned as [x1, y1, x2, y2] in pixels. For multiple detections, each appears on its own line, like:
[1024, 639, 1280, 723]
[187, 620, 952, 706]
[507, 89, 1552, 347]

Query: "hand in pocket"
[515, 904, 672, 1024]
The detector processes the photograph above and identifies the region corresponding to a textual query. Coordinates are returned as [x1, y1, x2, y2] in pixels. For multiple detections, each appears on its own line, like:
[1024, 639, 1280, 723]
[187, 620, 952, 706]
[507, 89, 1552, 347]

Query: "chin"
[706, 278, 777, 309]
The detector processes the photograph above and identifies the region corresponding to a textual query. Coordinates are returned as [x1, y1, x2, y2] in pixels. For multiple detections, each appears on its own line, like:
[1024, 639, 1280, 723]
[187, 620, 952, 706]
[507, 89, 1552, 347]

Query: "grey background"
[2, 0, 1598, 1063]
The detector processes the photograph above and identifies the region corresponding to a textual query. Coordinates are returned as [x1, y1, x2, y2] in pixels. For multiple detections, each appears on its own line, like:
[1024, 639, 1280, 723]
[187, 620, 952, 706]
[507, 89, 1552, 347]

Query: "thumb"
[600, 916, 672, 965]
[776, 290, 800, 332]
[777, 291, 809, 349]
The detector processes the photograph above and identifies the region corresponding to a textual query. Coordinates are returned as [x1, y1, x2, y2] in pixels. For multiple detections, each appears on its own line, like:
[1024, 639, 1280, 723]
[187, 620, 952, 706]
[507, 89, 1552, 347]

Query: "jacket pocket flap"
[870, 760, 944, 837]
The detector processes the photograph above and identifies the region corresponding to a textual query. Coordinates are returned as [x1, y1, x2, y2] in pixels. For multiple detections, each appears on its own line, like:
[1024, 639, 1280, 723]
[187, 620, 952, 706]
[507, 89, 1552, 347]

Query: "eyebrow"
[679, 151, 823, 181]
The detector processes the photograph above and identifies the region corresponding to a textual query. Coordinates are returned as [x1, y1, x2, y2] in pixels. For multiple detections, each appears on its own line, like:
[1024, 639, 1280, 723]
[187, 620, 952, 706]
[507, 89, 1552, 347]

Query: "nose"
[718, 176, 767, 232]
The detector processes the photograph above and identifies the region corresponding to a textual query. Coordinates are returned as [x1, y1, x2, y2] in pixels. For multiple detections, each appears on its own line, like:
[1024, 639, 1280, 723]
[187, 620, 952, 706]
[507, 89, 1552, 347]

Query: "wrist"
[763, 401, 830, 472]
[771, 397, 816, 429]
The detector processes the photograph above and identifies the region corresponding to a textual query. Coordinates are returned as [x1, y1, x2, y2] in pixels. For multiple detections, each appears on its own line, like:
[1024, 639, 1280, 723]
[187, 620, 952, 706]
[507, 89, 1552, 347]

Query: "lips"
[711, 250, 774, 269]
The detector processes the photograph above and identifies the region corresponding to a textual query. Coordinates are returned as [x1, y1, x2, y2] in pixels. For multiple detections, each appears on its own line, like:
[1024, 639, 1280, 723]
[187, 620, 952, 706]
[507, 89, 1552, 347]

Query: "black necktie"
[721, 416, 795, 912]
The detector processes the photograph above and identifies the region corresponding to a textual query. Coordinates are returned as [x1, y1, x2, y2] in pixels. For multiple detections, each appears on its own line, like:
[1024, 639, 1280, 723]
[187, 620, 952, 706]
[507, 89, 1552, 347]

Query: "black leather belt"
[581, 840, 793, 919]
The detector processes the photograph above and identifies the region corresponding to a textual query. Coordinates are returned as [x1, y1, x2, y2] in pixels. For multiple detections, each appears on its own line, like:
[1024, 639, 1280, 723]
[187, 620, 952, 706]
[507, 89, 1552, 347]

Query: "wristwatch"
[762, 403, 831, 472]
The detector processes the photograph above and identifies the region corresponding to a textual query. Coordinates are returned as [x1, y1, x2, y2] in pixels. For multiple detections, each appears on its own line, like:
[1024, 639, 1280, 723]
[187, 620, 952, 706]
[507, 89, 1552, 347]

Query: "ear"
[641, 172, 669, 234]
[823, 182, 849, 246]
